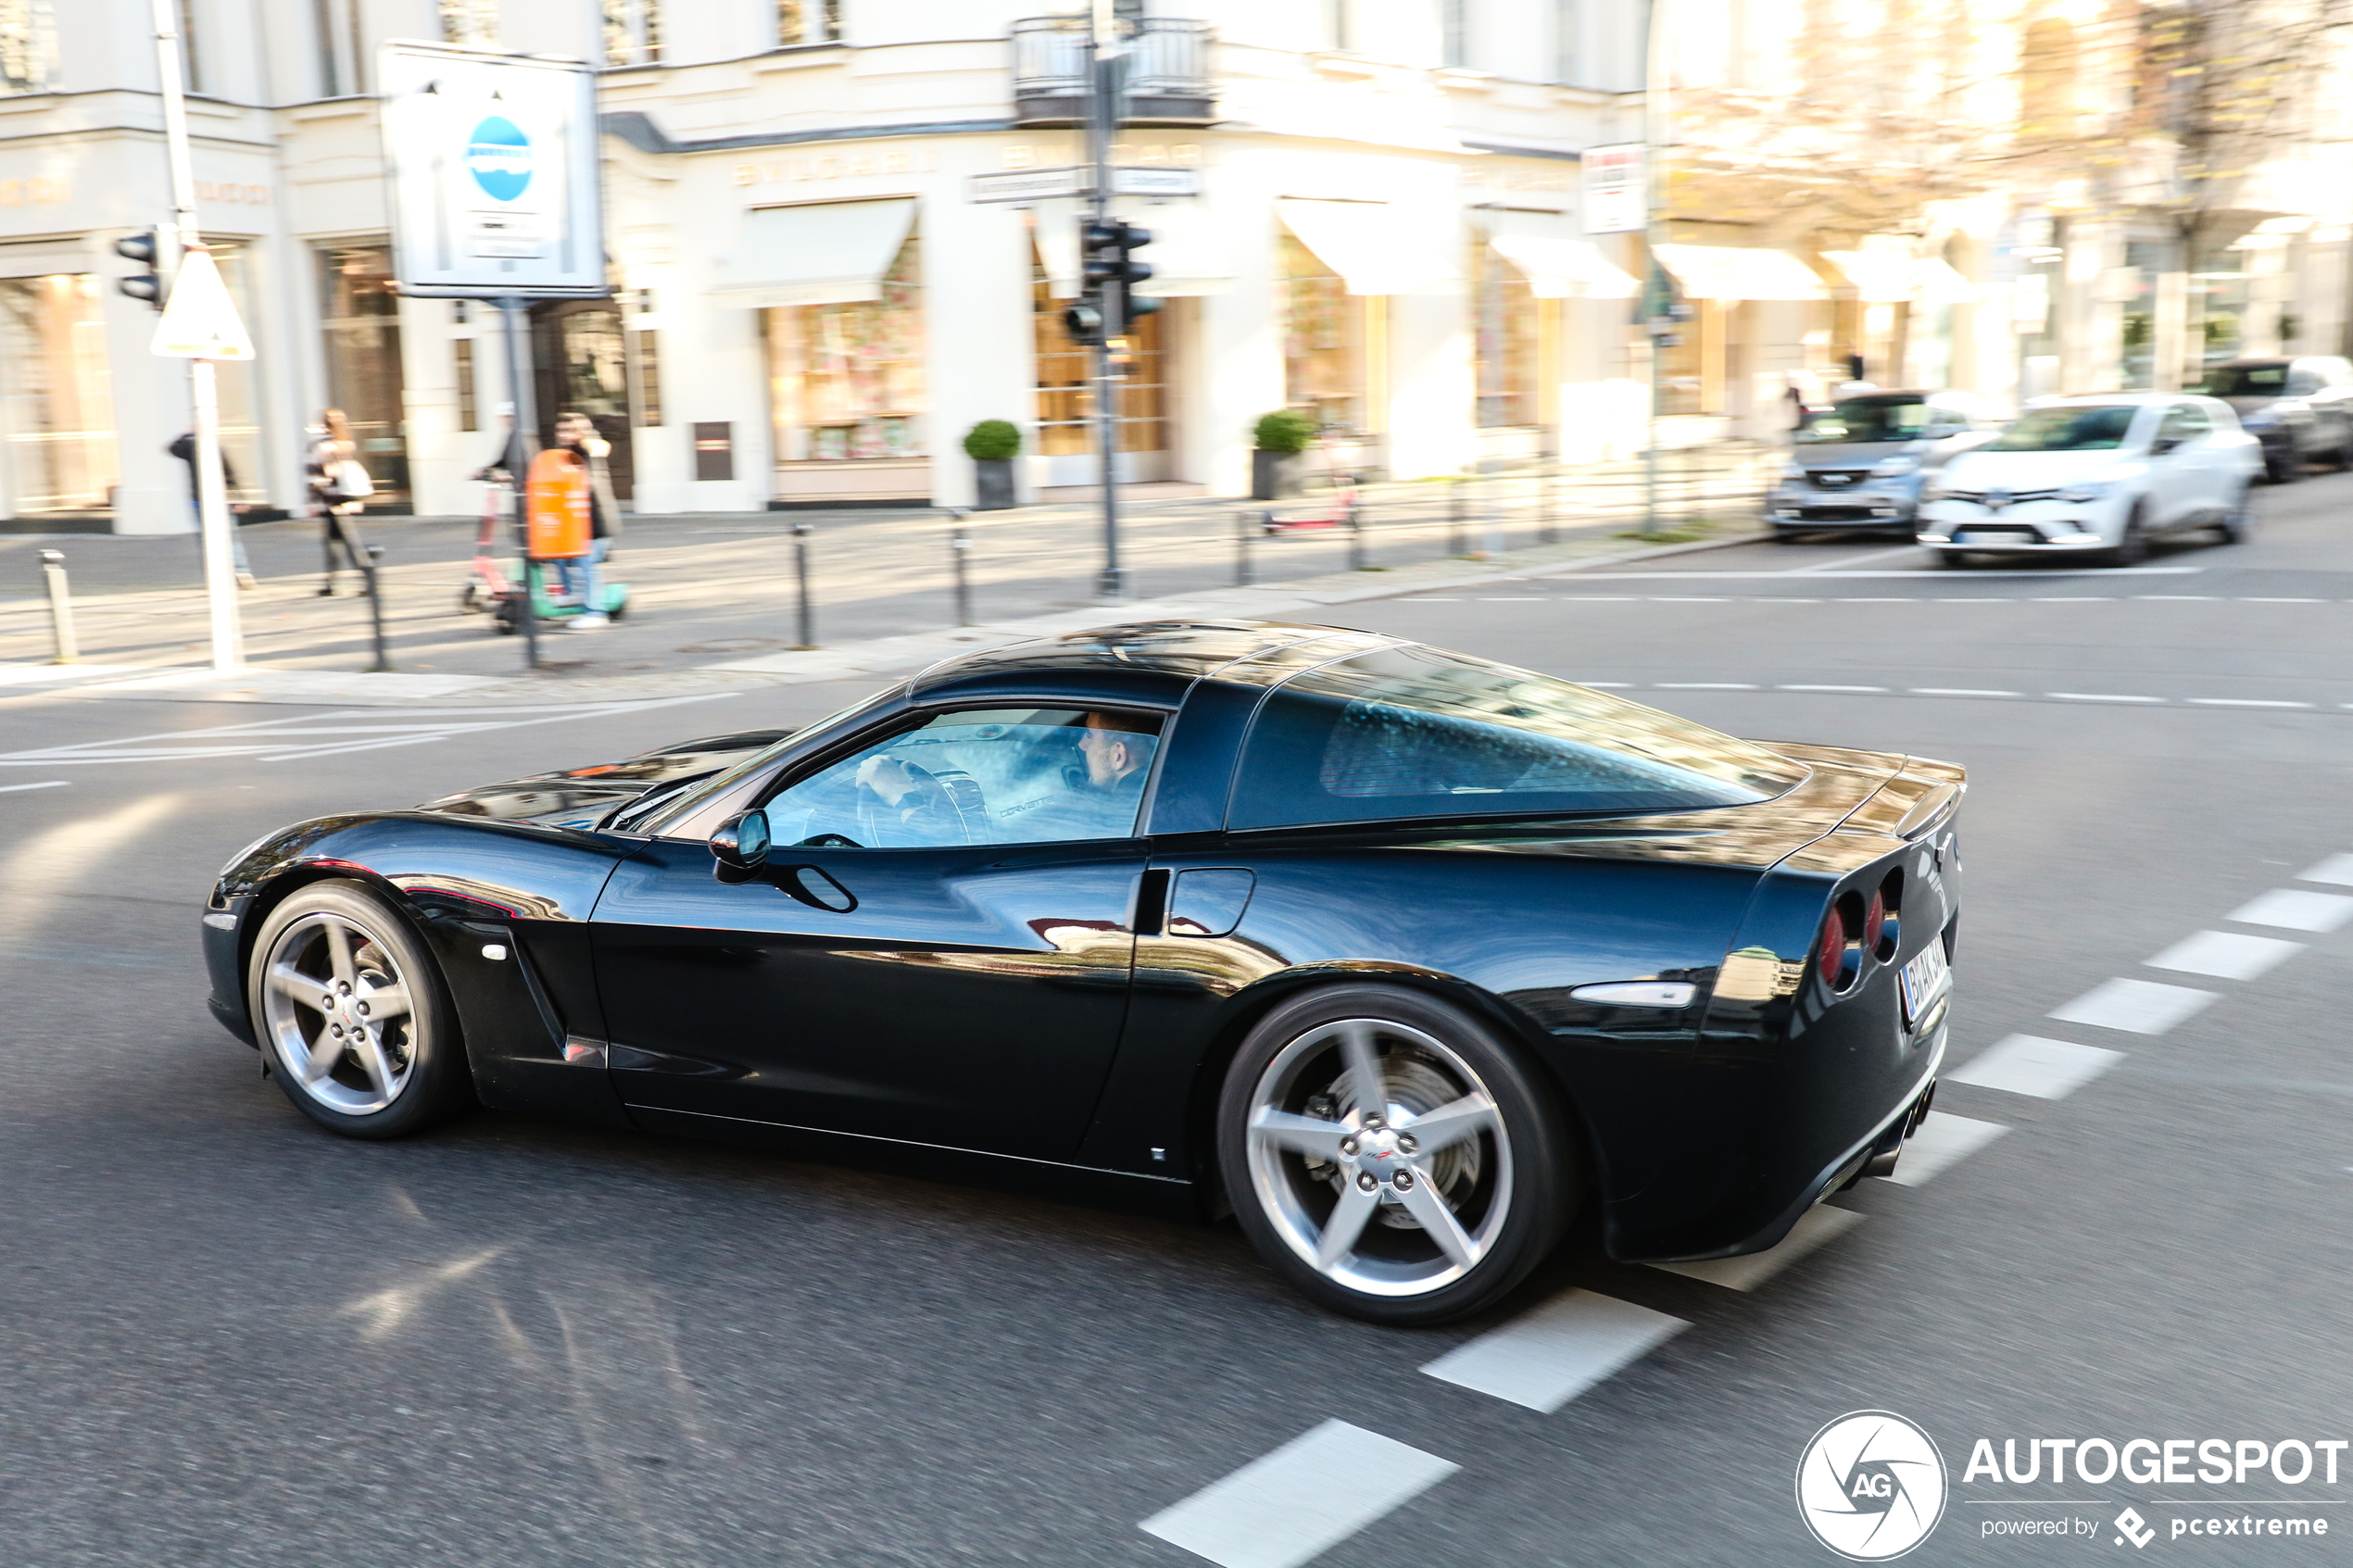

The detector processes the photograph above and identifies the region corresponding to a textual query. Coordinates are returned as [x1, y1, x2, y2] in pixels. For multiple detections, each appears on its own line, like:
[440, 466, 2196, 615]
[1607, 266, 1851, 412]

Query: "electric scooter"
[461, 464, 631, 635]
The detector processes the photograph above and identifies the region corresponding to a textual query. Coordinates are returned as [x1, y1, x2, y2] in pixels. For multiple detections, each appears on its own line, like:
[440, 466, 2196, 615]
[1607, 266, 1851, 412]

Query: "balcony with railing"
[1011, 16, 1215, 129]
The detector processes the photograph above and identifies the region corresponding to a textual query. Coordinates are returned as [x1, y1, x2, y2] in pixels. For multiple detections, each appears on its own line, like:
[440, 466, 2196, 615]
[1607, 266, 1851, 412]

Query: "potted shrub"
[963, 420, 1022, 509]
[1251, 409, 1316, 500]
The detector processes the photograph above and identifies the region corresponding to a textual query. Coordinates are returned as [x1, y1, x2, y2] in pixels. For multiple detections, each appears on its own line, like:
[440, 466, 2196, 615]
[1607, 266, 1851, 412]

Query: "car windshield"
[2194, 365, 2288, 397]
[1983, 405, 2139, 452]
[1230, 644, 1807, 831]
[1796, 397, 1932, 444]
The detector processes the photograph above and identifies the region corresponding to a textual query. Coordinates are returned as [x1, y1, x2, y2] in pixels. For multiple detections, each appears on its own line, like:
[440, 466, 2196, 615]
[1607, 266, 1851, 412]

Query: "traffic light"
[1063, 299, 1105, 346]
[115, 229, 167, 309]
[1081, 218, 1159, 332]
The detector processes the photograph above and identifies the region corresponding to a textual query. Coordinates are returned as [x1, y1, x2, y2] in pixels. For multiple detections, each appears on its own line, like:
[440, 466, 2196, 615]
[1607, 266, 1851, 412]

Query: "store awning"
[710, 197, 917, 308]
[1039, 203, 1232, 299]
[1819, 248, 1914, 303]
[1483, 210, 1640, 299]
[1277, 198, 1463, 295]
[1652, 244, 1827, 302]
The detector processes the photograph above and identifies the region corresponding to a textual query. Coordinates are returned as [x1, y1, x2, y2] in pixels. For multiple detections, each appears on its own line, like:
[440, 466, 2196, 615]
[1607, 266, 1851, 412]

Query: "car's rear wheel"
[247, 880, 468, 1139]
[1216, 985, 1574, 1325]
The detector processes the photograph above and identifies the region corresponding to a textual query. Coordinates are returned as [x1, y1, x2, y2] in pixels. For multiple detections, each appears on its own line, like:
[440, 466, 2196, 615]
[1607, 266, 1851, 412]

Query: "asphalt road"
[2, 473, 2350, 1564]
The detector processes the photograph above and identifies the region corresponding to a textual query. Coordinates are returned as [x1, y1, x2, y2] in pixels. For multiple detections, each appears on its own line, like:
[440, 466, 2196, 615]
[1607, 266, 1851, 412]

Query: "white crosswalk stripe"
[1946, 1035, 2123, 1100]
[1878, 1110, 2008, 1186]
[1419, 1289, 1687, 1413]
[2227, 888, 2353, 933]
[2048, 977, 2218, 1035]
[2299, 853, 2353, 887]
[2145, 930, 2305, 981]
[1653, 1205, 1864, 1292]
[1138, 1421, 1457, 1568]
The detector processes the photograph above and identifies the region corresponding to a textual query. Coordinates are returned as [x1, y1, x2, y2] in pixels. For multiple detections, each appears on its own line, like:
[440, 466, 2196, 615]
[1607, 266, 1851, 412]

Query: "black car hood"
[416, 729, 790, 830]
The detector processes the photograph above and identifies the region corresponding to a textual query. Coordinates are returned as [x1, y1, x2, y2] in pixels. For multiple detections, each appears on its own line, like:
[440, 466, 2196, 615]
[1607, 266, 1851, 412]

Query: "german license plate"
[1900, 940, 1951, 1027]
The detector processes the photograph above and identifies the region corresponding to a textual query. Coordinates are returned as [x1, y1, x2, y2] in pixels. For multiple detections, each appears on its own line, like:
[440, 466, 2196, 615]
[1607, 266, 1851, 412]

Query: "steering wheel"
[854, 758, 978, 847]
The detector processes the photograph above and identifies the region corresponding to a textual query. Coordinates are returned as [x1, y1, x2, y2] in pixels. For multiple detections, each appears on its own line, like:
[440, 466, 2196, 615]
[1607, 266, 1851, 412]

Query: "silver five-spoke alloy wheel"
[259, 909, 418, 1115]
[1245, 1017, 1512, 1298]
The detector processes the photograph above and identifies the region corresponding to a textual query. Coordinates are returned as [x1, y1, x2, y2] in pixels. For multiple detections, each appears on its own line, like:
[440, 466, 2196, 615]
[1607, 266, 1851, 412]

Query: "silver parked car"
[1769, 391, 1990, 539]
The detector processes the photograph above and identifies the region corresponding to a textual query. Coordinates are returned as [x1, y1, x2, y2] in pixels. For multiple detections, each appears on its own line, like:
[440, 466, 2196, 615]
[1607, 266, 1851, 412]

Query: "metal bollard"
[1347, 496, 1368, 571]
[1234, 510, 1254, 587]
[791, 521, 815, 649]
[361, 544, 392, 672]
[38, 549, 78, 664]
[1447, 474, 1467, 557]
[948, 508, 973, 626]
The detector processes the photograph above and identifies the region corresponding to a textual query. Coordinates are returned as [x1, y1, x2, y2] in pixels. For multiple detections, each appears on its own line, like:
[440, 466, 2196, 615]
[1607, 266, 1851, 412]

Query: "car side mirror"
[711, 809, 772, 872]
[2148, 435, 2182, 455]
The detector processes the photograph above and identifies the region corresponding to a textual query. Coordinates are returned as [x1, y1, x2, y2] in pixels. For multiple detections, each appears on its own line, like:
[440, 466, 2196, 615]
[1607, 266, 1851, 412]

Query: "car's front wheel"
[2218, 483, 2255, 546]
[247, 880, 468, 1138]
[1216, 985, 1574, 1325]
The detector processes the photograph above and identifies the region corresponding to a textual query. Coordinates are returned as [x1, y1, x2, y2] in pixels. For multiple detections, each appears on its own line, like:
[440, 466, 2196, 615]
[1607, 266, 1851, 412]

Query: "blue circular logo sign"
[465, 116, 532, 202]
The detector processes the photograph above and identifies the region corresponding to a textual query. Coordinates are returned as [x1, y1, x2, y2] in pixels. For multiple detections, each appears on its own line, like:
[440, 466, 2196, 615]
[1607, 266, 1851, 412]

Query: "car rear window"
[1796, 397, 1930, 444]
[2196, 364, 2287, 396]
[1228, 645, 1807, 830]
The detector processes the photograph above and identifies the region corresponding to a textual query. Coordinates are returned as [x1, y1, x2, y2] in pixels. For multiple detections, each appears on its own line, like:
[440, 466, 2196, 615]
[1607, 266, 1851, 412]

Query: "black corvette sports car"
[204, 621, 1963, 1324]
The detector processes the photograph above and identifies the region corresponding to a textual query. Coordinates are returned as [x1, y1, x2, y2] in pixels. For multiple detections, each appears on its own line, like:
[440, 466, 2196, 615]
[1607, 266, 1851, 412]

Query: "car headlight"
[2057, 481, 2111, 503]
[1919, 481, 1951, 502]
[1869, 455, 1919, 477]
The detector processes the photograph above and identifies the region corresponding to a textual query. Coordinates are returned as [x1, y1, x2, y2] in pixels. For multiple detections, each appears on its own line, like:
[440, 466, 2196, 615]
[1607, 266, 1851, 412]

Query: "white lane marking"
[1946, 1035, 2124, 1099]
[1780, 684, 1888, 693]
[0, 780, 69, 794]
[2242, 596, 2324, 603]
[1792, 543, 1929, 572]
[1556, 566, 2201, 580]
[1577, 681, 1633, 688]
[1836, 596, 1920, 602]
[2145, 930, 2306, 980]
[1655, 682, 1757, 690]
[1651, 1205, 1863, 1292]
[2135, 595, 2218, 600]
[2297, 854, 2353, 887]
[2187, 697, 2313, 709]
[2047, 692, 2166, 704]
[1879, 1110, 2008, 1185]
[1407, 597, 1463, 601]
[1912, 687, 2023, 697]
[1477, 596, 1543, 601]
[2032, 596, 2111, 602]
[1418, 1289, 1686, 1413]
[2227, 888, 2353, 933]
[1137, 1422, 1457, 1568]
[1648, 596, 1730, 602]
[2048, 977, 2219, 1035]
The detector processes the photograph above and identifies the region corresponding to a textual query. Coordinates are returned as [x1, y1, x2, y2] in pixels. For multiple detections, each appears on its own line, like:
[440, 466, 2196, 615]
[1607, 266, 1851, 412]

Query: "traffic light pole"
[150, 0, 240, 670]
[1088, 2, 1126, 601]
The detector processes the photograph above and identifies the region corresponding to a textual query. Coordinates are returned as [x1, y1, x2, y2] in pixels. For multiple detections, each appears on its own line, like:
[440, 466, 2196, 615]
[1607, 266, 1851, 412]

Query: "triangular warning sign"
[151, 247, 255, 361]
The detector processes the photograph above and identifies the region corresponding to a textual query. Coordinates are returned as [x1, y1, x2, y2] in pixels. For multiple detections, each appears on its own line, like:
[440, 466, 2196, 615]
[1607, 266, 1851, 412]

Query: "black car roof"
[908, 620, 1364, 694]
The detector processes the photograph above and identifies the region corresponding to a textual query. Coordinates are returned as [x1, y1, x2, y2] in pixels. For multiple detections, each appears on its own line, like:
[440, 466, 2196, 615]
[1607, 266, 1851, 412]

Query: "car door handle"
[774, 864, 857, 913]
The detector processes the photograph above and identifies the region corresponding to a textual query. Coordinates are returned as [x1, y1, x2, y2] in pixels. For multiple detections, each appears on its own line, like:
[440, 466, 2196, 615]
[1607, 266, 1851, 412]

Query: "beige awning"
[1819, 248, 1915, 304]
[1484, 210, 1640, 299]
[1652, 244, 1827, 302]
[1039, 202, 1232, 299]
[711, 197, 917, 308]
[1277, 197, 1464, 295]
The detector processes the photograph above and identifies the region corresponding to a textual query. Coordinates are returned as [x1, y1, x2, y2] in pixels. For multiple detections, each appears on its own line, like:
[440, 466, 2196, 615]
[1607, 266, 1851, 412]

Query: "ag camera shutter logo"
[465, 116, 533, 202]
[1796, 1411, 1949, 1560]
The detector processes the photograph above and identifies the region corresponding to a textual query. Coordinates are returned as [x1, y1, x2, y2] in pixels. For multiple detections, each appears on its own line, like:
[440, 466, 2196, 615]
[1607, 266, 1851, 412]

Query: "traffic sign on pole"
[149, 247, 254, 360]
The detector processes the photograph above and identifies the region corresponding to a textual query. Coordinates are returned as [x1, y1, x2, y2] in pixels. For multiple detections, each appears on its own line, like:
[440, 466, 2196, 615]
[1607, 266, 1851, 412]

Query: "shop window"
[316, 242, 409, 502]
[0, 274, 117, 512]
[0, 0, 56, 94]
[1030, 250, 1167, 458]
[1281, 231, 1365, 434]
[777, 0, 839, 44]
[602, 0, 661, 68]
[1474, 239, 1538, 427]
[765, 234, 925, 461]
[631, 328, 662, 426]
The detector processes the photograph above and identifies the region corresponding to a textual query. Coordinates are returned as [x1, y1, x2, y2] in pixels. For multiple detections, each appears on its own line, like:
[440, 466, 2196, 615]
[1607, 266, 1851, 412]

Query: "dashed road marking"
[2048, 977, 2219, 1035]
[1139, 1421, 1458, 1568]
[1946, 1035, 2125, 1100]
[2048, 692, 2167, 705]
[1652, 1205, 1864, 1292]
[1780, 684, 1888, 693]
[2145, 930, 2306, 981]
[2228, 888, 2353, 933]
[0, 780, 69, 794]
[1911, 687, 2023, 698]
[2187, 697, 2312, 709]
[1878, 1111, 2008, 1185]
[1655, 682, 1757, 690]
[1419, 1289, 1687, 1413]
[2298, 854, 2353, 887]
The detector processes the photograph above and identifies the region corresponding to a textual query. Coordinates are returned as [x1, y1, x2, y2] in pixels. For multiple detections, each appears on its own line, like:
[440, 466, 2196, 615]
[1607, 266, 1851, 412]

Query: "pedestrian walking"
[166, 432, 256, 588]
[309, 408, 373, 596]
[551, 410, 622, 632]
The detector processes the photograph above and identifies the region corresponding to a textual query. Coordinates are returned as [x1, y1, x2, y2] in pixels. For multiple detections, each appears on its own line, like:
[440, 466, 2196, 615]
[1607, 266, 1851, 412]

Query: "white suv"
[1917, 394, 2261, 567]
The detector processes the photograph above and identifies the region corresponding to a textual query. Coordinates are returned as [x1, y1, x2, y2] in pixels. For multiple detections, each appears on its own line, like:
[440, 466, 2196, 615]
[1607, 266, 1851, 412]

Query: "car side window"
[2287, 369, 2325, 396]
[760, 707, 1164, 849]
[2157, 405, 2206, 445]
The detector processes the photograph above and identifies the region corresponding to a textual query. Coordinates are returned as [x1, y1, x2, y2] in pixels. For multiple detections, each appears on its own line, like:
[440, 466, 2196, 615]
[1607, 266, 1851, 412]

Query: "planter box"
[973, 458, 1017, 510]
[1252, 449, 1304, 501]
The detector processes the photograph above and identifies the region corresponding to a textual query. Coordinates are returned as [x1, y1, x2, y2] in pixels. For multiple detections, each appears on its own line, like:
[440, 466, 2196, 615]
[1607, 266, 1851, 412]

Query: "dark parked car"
[203, 621, 1964, 1325]
[2196, 357, 2353, 482]
[1769, 390, 1989, 538]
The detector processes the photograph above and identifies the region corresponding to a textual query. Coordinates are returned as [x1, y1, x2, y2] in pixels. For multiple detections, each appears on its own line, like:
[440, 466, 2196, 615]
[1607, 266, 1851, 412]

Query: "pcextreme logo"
[1797, 1411, 1951, 1561]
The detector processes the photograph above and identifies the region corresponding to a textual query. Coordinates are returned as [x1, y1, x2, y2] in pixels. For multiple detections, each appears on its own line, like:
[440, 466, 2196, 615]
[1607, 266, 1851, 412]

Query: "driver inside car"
[844, 709, 1157, 847]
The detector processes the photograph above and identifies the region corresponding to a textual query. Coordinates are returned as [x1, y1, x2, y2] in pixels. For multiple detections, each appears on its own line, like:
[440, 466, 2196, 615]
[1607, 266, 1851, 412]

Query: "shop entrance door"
[1031, 271, 1171, 487]
[532, 300, 635, 501]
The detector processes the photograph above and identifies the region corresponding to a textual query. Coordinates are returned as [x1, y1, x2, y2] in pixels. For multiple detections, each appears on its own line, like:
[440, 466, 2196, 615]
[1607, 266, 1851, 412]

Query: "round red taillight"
[1818, 905, 1846, 986]
[1863, 892, 1886, 955]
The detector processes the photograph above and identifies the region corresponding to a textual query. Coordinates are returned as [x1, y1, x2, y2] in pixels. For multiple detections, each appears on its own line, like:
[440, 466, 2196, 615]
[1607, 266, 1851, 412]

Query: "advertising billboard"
[378, 41, 606, 298]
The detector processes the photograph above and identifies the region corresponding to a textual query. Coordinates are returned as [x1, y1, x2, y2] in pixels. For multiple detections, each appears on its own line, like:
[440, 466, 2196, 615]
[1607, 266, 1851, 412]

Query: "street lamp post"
[1088, 0, 1127, 601]
[1642, 0, 1671, 540]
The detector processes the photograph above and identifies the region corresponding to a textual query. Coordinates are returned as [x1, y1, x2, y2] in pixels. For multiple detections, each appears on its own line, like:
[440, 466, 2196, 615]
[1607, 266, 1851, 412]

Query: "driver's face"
[1078, 721, 1132, 786]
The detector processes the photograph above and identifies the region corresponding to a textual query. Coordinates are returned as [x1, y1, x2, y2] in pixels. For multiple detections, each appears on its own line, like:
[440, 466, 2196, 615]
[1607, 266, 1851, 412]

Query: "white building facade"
[0, 0, 1669, 532]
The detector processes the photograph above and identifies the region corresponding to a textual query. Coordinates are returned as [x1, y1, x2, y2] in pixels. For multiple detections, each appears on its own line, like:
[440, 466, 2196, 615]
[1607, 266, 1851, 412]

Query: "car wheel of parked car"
[2218, 483, 2255, 546]
[1217, 985, 1574, 1325]
[247, 880, 468, 1140]
[2264, 451, 2299, 484]
[2336, 433, 2353, 472]
[2105, 506, 2150, 568]
[1930, 549, 1970, 570]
